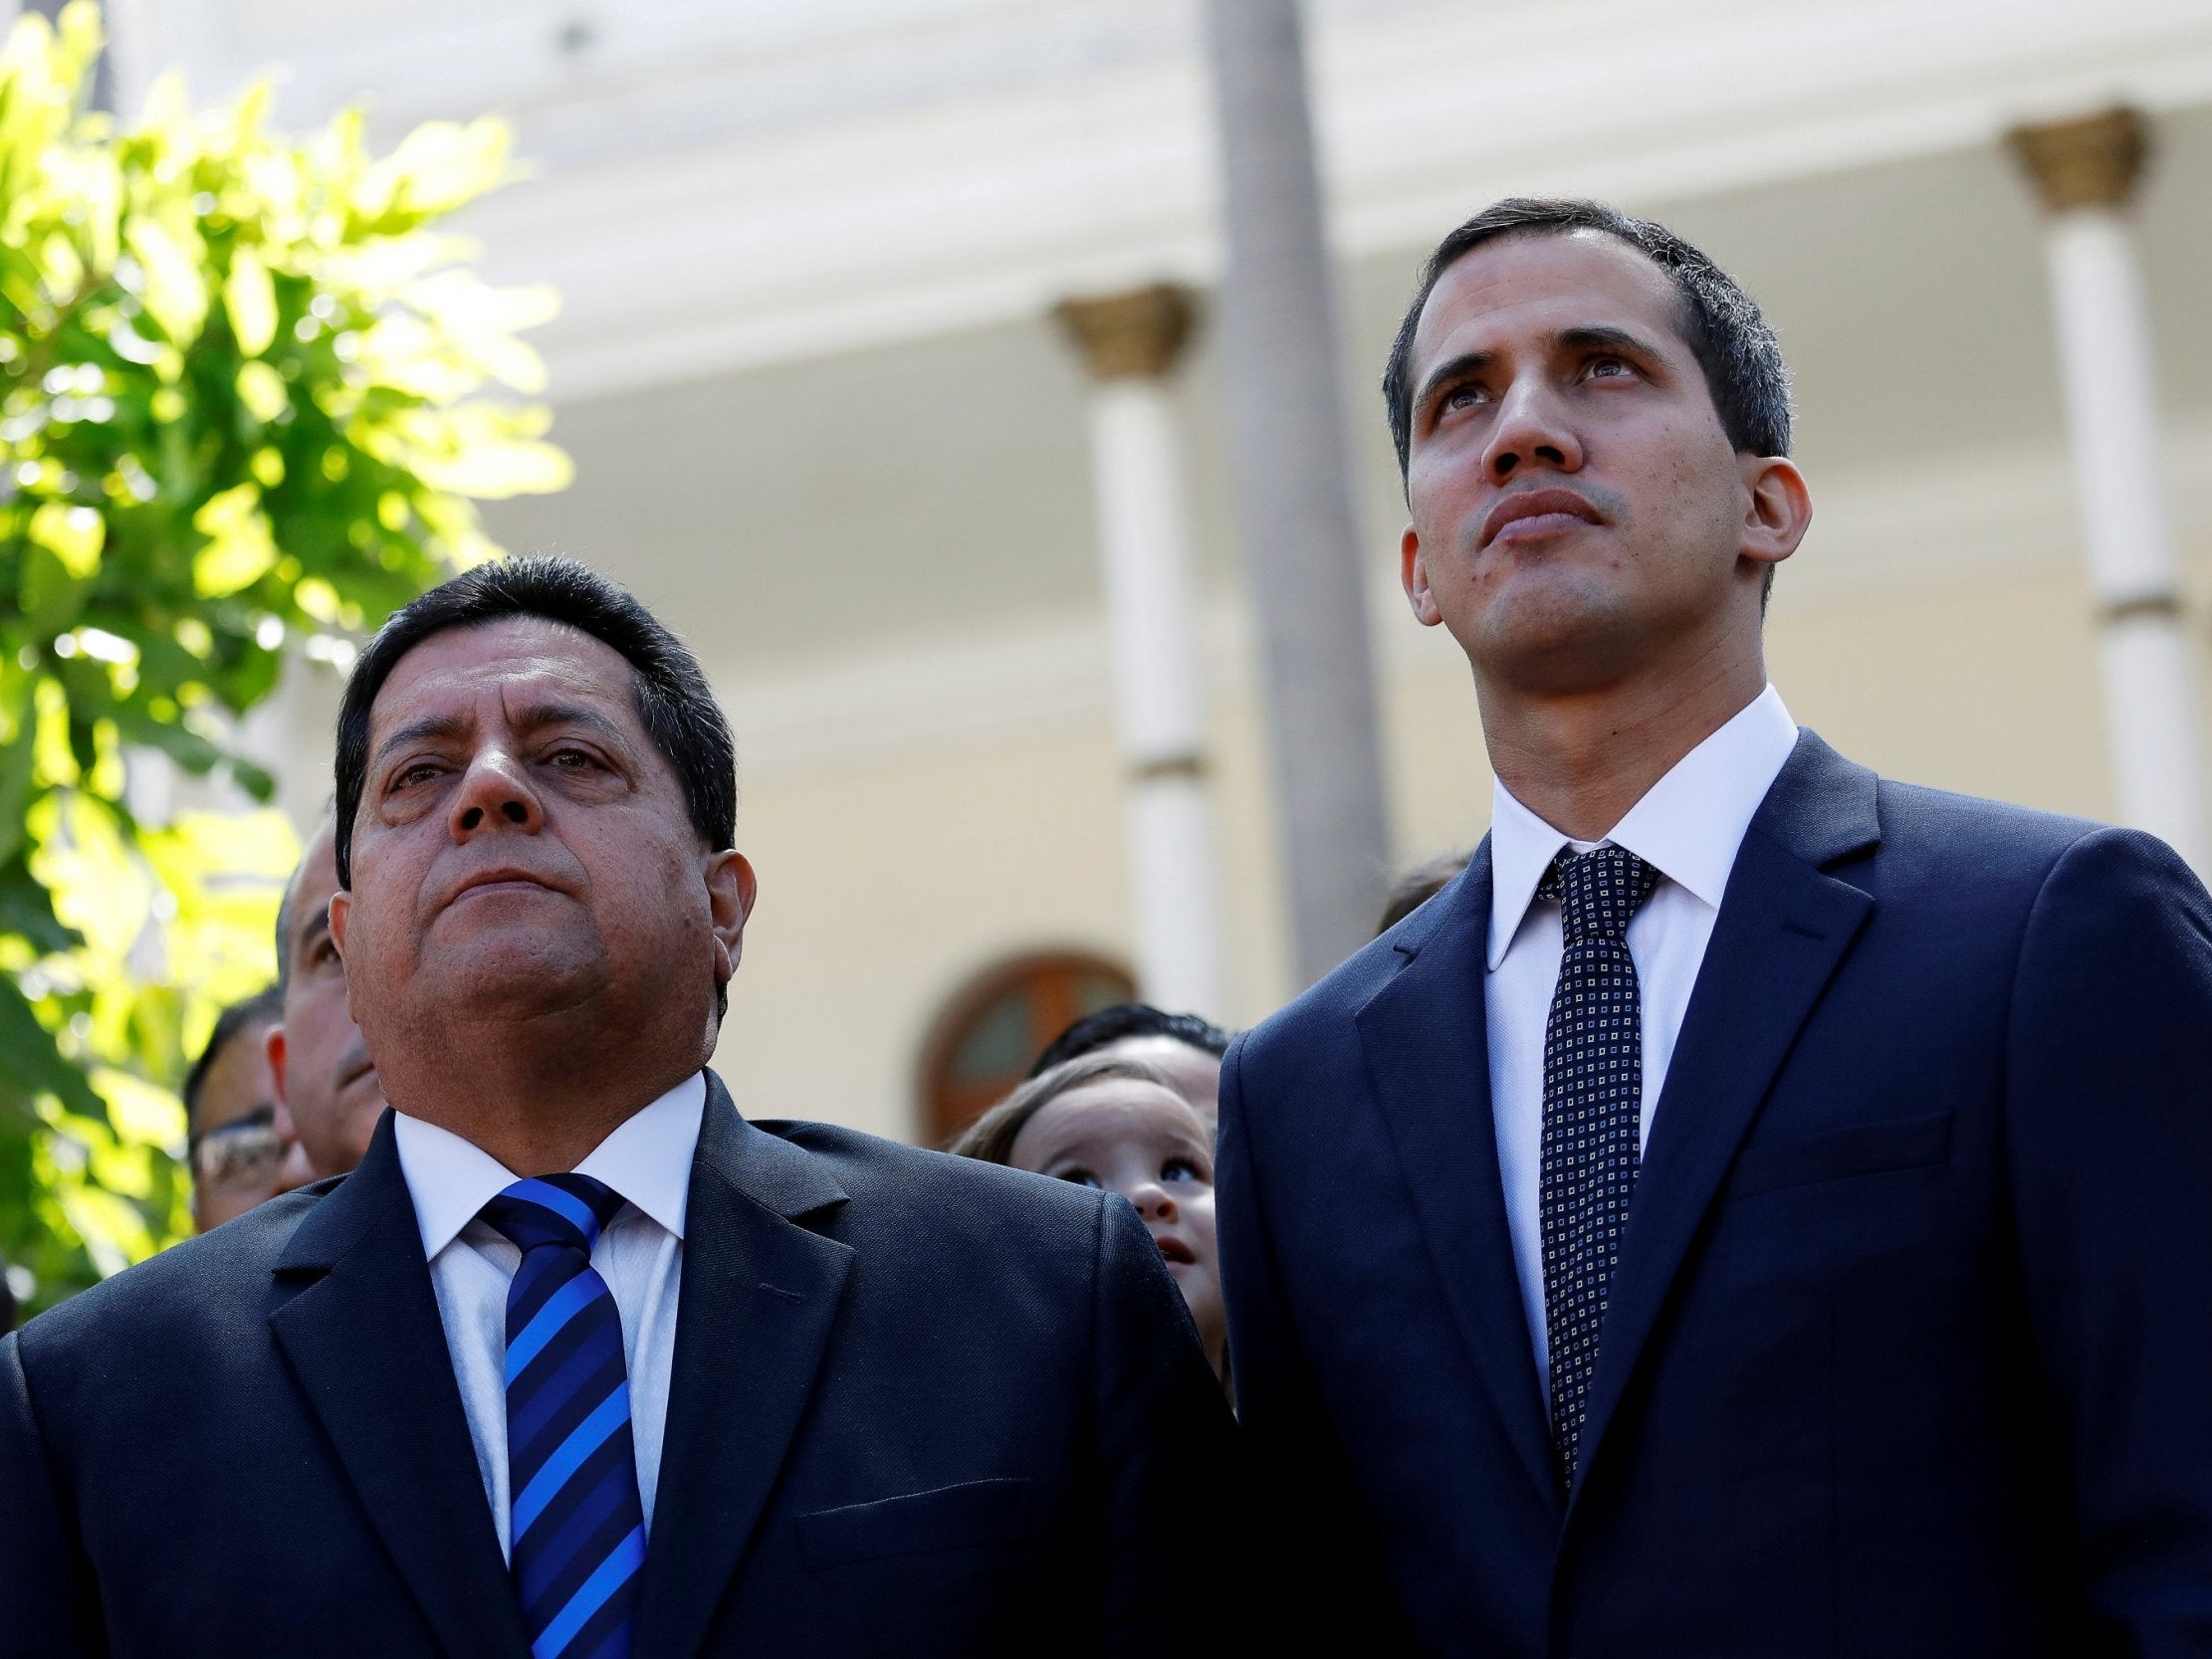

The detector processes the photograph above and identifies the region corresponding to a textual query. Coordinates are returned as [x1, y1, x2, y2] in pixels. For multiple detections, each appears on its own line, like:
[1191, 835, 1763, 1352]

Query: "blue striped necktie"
[479, 1174, 647, 1659]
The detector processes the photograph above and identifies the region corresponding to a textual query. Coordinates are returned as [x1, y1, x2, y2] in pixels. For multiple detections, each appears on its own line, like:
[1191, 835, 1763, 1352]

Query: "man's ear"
[706, 852, 758, 984]
[1739, 454, 1812, 573]
[266, 1024, 291, 1112]
[1402, 523, 1444, 627]
[326, 891, 354, 1023]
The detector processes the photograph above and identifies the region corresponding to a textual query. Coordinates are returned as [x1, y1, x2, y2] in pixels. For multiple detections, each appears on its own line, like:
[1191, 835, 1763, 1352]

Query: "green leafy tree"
[0, 2, 568, 1314]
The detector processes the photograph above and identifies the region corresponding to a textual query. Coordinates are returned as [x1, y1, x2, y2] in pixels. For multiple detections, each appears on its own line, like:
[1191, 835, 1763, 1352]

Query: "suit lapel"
[1566, 732, 1881, 1517]
[269, 1115, 530, 1659]
[634, 1073, 852, 1659]
[1355, 843, 1559, 1511]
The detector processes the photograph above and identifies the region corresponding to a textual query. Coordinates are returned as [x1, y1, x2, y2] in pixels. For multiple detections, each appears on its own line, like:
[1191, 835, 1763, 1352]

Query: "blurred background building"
[78, 0, 2212, 1144]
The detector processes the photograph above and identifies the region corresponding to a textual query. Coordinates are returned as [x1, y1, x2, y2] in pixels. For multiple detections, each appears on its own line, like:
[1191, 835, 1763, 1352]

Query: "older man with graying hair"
[2, 556, 1231, 1659]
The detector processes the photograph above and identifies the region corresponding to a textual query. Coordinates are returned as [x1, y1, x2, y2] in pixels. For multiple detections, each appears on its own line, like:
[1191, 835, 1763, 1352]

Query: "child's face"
[1009, 1078, 1225, 1374]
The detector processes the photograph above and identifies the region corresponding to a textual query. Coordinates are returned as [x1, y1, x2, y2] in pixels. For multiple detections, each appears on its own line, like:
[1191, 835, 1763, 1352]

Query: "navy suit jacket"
[1, 1073, 1231, 1657]
[1219, 731, 2212, 1657]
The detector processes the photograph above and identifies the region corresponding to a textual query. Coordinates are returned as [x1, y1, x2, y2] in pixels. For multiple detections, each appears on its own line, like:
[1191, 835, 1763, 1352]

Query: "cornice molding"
[119, 1, 2212, 400]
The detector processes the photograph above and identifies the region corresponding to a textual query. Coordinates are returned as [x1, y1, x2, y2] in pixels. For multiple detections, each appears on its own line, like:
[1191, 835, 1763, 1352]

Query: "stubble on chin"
[1468, 570, 1650, 700]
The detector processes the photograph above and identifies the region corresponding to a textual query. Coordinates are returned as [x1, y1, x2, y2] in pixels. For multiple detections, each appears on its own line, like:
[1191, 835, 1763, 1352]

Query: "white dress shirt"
[1484, 685, 1799, 1398]
[392, 1072, 704, 1559]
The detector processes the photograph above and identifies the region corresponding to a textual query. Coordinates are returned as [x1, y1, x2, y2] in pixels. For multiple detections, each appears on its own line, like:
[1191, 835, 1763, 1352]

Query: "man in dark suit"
[1217, 198, 2212, 1657]
[2, 557, 1230, 1658]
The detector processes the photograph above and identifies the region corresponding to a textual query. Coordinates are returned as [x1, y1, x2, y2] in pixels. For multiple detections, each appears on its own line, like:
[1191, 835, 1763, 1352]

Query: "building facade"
[90, 0, 2212, 1141]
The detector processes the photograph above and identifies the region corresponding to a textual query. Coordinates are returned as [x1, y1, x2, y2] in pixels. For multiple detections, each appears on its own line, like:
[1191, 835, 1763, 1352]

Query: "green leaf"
[27, 501, 105, 578]
[19, 541, 95, 634]
[0, 857, 79, 955]
[190, 483, 278, 596]
[0, 976, 102, 1124]
[121, 213, 208, 347]
[235, 359, 287, 425]
[222, 244, 277, 356]
[0, 703, 33, 864]
[107, 702, 222, 774]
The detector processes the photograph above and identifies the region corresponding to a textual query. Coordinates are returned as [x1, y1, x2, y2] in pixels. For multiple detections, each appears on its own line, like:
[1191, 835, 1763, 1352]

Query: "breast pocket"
[1726, 1111, 1953, 1199]
[796, 1478, 1036, 1572]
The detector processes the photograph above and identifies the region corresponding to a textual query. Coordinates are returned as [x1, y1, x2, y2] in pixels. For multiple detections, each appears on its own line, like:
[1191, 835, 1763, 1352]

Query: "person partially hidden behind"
[183, 985, 306, 1231]
[267, 812, 385, 1183]
[1026, 1003, 1230, 1130]
[1, 557, 1231, 1658]
[1217, 198, 2212, 1656]
[956, 1055, 1228, 1390]
[1375, 849, 1470, 936]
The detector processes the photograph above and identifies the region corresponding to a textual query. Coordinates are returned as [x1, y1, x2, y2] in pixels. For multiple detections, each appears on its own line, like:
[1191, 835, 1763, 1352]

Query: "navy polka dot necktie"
[478, 1173, 646, 1659]
[1537, 844, 1662, 1494]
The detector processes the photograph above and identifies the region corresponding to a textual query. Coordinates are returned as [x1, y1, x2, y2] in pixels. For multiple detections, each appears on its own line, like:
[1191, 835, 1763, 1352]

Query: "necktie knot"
[1538, 845, 1661, 945]
[480, 1173, 624, 1258]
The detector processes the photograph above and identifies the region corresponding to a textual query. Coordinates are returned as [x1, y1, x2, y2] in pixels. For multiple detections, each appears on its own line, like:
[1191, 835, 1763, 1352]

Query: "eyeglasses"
[190, 1107, 291, 1197]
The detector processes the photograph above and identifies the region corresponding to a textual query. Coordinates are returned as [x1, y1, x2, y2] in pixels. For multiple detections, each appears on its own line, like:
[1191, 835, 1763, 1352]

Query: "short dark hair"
[183, 985, 283, 1141]
[1027, 1002, 1232, 1079]
[1381, 197, 1792, 491]
[1377, 847, 1470, 935]
[951, 1055, 1175, 1163]
[332, 556, 736, 890]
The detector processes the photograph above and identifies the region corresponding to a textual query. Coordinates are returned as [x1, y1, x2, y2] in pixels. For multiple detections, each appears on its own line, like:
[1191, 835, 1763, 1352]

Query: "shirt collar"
[1486, 684, 1799, 970]
[393, 1071, 708, 1259]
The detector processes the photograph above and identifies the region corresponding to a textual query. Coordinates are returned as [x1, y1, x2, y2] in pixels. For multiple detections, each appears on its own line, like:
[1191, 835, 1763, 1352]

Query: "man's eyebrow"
[1414, 349, 1494, 422]
[368, 701, 629, 775]
[510, 701, 628, 744]
[370, 713, 471, 772]
[1555, 322, 1667, 361]
[1415, 324, 1670, 424]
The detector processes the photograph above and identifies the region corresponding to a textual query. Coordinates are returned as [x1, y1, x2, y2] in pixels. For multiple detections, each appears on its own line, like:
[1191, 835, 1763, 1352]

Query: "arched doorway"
[917, 950, 1136, 1147]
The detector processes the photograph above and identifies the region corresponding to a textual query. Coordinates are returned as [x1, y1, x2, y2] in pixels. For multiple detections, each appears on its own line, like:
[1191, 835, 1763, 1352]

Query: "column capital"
[2006, 106, 2150, 213]
[1053, 284, 1199, 381]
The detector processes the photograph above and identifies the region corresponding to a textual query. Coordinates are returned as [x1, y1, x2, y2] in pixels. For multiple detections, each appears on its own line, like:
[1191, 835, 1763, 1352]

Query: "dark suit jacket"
[1219, 731, 2212, 1658]
[1, 1073, 1231, 1657]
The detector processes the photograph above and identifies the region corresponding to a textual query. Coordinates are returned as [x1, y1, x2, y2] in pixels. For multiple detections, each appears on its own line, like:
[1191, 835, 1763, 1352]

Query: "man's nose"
[1481, 374, 1583, 482]
[447, 750, 545, 842]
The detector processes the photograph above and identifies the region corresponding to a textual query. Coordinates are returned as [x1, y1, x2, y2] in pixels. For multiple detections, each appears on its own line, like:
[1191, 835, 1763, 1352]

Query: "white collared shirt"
[1484, 686, 1799, 1398]
[392, 1072, 705, 1559]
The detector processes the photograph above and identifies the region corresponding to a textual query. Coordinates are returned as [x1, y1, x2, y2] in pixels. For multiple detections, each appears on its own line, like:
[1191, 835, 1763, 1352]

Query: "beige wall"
[698, 556, 2146, 1143]
[462, 116, 2212, 1144]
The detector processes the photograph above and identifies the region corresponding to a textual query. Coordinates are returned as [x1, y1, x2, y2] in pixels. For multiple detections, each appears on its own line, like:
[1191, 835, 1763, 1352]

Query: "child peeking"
[954, 1055, 1228, 1393]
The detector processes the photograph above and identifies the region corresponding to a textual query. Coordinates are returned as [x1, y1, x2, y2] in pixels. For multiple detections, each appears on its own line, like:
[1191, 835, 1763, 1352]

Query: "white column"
[2010, 108, 2207, 872]
[1055, 286, 1224, 1017]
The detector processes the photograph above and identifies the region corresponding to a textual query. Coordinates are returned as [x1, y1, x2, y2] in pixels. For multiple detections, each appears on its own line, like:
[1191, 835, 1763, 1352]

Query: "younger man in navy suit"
[1217, 198, 2212, 1657]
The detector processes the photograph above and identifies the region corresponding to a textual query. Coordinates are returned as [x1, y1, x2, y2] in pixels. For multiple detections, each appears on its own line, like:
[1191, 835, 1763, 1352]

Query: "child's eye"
[1162, 1157, 1206, 1184]
[1054, 1169, 1102, 1190]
